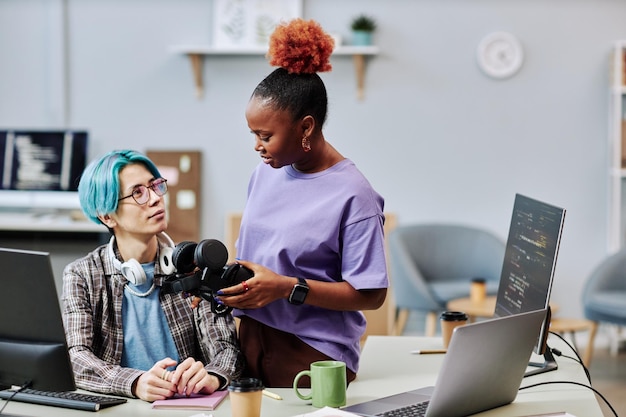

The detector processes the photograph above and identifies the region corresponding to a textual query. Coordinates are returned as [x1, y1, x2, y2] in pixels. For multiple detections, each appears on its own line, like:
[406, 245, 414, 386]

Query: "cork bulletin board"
[146, 150, 201, 243]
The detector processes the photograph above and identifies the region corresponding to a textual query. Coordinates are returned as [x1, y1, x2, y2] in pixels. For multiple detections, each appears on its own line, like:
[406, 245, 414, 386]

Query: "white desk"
[0, 211, 105, 233]
[0, 335, 603, 417]
[349, 336, 604, 416]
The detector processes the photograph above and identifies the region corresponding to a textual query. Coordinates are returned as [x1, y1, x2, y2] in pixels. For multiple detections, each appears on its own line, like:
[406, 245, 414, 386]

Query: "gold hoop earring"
[302, 137, 311, 152]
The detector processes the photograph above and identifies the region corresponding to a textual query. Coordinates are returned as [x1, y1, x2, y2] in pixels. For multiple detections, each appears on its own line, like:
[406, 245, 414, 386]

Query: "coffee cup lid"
[228, 377, 264, 392]
[440, 311, 468, 321]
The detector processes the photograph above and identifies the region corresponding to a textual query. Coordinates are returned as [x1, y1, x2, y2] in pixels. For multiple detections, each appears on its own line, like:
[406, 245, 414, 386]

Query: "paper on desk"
[291, 406, 362, 417]
[522, 413, 577, 417]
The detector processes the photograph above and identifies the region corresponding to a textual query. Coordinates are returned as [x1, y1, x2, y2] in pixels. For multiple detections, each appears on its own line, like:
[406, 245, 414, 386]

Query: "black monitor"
[0, 129, 88, 209]
[494, 193, 566, 377]
[0, 247, 76, 391]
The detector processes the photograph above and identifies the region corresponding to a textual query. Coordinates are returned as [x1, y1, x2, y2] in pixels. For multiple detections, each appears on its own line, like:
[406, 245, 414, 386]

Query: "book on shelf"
[151, 389, 228, 410]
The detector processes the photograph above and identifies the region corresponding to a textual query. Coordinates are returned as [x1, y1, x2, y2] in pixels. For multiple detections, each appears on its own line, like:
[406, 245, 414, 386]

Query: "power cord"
[547, 330, 591, 384]
[519, 331, 617, 416]
[0, 381, 30, 416]
[519, 380, 618, 417]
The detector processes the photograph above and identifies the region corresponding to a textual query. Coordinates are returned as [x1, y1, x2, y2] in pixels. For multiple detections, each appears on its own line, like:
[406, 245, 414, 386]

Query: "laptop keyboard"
[376, 401, 430, 417]
[0, 388, 127, 411]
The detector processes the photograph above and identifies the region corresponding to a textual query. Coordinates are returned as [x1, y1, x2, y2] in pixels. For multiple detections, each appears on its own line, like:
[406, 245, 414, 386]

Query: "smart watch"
[288, 277, 309, 305]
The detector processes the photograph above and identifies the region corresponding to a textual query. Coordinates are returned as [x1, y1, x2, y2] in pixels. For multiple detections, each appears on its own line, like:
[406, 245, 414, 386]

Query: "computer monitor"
[0, 130, 88, 209]
[0, 247, 76, 391]
[494, 193, 566, 377]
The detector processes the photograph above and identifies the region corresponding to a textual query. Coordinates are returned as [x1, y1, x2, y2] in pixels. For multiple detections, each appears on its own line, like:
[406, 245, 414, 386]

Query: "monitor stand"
[524, 348, 558, 377]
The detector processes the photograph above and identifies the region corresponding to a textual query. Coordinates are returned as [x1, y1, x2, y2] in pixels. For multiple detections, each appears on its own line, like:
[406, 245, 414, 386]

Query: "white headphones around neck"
[108, 232, 176, 285]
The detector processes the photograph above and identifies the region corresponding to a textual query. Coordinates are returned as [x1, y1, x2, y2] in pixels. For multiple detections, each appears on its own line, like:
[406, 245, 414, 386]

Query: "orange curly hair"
[267, 18, 334, 74]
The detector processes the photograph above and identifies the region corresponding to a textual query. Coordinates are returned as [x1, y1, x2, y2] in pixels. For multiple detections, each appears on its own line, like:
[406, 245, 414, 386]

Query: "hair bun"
[267, 18, 334, 74]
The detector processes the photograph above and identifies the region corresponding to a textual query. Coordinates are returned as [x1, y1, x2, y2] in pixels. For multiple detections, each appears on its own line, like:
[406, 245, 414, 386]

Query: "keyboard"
[376, 401, 430, 417]
[0, 388, 127, 411]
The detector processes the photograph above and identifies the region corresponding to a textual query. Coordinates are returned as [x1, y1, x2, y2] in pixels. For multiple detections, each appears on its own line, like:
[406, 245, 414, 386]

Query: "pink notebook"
[152, 390, 229, 410]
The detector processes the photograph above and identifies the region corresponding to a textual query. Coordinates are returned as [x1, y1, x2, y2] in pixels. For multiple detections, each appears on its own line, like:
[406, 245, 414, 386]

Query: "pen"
[410, 349, 447, 355]
[262, 389, 283, 400]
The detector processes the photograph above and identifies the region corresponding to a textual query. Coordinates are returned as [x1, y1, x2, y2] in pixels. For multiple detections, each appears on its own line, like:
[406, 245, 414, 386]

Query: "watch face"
[289, 281, 309, 305]
[476, 32, 523, 79]
[291, 286, 307, 304]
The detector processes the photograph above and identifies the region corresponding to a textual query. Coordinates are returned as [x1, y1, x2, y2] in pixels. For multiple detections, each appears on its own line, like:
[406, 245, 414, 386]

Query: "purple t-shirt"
[234, 159, 388, 373]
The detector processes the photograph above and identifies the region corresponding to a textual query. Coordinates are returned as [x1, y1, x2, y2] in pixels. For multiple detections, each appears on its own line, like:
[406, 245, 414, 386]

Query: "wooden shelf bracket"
[188, 53, 204, 99]
[353, 54, 367, 100]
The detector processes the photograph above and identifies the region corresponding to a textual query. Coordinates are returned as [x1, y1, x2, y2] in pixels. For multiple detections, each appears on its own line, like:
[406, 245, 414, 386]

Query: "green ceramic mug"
[293, 360, 347, 408]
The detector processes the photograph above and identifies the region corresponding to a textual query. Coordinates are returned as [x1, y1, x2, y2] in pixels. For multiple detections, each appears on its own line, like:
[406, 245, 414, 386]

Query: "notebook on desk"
[342, 309, 547, 417]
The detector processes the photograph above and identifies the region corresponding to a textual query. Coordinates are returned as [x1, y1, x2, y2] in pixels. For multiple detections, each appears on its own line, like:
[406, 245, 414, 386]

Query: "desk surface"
[0, 335, 603, 417]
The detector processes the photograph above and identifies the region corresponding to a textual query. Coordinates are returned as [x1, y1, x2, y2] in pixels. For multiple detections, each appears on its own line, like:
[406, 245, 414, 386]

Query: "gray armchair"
[582, 249, 626, 357]
[388, 223, 505, 336]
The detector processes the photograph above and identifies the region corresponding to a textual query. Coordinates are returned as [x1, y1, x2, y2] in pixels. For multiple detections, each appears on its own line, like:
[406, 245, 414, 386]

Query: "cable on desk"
[519, 380, 617, 417]
[547, 330, 592, 384]
[0, 381, 30, 416]
[520, 333, 613, 414]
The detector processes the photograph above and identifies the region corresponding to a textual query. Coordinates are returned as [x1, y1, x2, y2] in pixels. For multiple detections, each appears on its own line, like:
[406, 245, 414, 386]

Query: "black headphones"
[171, 239, 229, 274]
[108, 232, 176, 285]
[160, 238, 254, 314]
[171, 239, 252, 289]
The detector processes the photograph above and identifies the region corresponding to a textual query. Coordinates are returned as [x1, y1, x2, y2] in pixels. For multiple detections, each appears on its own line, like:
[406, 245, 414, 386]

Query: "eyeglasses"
[118, 178, 168, 205]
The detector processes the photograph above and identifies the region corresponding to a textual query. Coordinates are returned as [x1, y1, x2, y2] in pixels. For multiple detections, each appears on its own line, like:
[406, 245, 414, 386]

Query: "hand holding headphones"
[164, 238, 254, 315]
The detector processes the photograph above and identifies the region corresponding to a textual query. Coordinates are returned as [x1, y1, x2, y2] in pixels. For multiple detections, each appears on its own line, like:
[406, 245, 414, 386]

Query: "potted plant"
[350, 14, 376, 46]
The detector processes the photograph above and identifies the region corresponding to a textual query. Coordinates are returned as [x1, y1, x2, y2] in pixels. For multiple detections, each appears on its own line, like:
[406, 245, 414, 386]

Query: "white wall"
[2, 0, 625, 319]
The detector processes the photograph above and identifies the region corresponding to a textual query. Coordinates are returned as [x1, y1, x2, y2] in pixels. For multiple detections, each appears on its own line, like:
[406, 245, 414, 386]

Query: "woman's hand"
[216, 259, 387, 311]
[216, 260, 291, 309]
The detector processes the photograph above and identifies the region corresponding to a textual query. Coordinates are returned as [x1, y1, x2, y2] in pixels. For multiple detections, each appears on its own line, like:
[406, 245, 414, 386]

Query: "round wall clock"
[476, 31, 524, 79]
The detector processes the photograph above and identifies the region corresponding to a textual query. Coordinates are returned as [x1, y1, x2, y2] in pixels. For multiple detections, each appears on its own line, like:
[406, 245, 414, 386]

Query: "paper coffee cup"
[440, 311, 468, 349]
[228, 377, 264, 417]
[470, 278, 487, 304]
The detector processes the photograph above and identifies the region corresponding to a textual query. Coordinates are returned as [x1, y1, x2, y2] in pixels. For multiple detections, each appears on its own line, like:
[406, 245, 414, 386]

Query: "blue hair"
[78, 150, 162, 224]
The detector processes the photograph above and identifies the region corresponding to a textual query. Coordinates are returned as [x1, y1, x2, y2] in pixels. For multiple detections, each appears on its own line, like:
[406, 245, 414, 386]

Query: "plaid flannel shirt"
[61, 242, 243, 397]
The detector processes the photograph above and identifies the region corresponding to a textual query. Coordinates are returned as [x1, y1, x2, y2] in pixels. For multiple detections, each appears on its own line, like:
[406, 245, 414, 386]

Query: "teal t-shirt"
[120, 262, 179, 370]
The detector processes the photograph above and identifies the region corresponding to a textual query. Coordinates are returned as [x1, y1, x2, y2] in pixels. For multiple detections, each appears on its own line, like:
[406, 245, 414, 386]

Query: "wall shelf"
[170, 45, 379, 100]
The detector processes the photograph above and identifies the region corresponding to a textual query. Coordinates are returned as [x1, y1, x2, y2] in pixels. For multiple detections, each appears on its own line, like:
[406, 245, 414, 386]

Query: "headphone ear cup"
[108, 235, 146, 285]
[172, 241, 198, 274]
[120, 259, 147, 285]
[159, 246, 176, 275]
[194, 239, 228, 270]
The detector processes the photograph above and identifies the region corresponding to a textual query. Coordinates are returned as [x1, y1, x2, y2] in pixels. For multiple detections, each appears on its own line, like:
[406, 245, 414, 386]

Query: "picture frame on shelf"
[212, 0, 303, 49]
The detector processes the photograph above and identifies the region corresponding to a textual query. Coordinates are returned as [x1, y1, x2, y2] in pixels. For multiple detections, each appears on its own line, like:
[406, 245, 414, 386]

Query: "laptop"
[342, 309, 547, 417]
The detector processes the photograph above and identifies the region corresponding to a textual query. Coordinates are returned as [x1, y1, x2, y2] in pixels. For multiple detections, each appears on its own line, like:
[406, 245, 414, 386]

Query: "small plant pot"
[352, 30, 373, 46]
